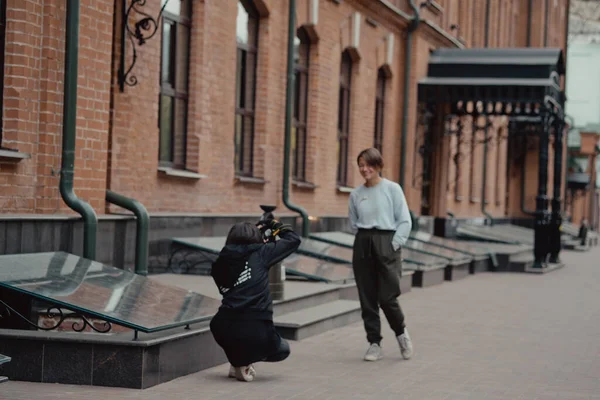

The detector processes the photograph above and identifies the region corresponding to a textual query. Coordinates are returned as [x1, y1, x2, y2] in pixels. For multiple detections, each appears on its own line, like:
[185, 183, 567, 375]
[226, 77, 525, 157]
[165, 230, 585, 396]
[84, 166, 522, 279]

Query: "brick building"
[0, 0, 570, 262]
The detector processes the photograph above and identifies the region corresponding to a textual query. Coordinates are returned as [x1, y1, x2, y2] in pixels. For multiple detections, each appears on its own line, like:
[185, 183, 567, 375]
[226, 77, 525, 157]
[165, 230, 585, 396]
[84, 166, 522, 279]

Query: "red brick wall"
[1, 0, 112, 213]
[0, 0, 569, 221]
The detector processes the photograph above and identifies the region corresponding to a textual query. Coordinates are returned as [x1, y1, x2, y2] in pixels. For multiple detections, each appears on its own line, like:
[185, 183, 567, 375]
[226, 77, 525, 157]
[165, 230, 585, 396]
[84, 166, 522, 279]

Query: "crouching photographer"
[209, 218, 301, 382]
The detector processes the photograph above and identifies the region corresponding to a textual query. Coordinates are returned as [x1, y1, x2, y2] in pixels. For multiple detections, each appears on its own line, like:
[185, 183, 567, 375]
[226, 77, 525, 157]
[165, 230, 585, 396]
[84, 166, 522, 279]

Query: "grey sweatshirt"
[348, 178, 412, 250]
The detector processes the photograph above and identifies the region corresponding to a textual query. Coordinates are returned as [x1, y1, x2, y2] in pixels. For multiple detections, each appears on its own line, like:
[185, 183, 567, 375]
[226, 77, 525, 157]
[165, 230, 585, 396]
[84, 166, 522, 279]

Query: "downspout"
[399, 1, 420, 188]
[283, 0, 310, 237]
[527, 0, 533, 46]
[105, 1, 150, 276]
[484, 0, 491, 47]
[544, 0, 549, 47]
[106, 191, 150, 276]
[562, 1, 571, 215]
[481, 118, 494, 224]
[480, 2, 493, 224]
[521, 135, 536, 216]
[61, 0, 98, 260]
[564, 0, 570, 75]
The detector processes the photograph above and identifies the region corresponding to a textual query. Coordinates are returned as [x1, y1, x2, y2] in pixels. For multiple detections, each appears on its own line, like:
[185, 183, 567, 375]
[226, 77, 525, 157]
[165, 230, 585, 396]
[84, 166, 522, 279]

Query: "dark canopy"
[418, 48, 566, 108]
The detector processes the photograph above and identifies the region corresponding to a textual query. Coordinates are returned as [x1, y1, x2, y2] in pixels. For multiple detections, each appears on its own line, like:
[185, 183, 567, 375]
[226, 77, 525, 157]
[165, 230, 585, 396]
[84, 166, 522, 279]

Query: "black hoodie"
[210, 229, 301, 320]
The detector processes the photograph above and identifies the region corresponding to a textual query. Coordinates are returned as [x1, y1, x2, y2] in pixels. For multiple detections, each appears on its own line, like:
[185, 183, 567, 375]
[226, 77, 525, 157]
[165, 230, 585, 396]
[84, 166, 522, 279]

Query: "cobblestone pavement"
[3, 248, 600, 400]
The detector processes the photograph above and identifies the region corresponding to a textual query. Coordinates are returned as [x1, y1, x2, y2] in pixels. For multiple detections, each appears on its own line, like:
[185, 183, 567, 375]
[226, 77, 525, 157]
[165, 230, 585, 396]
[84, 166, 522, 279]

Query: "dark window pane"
[234, 114, 243, 172]
[180, 0, 192, 19]
[337, 51, 352, 185]
[242, 115, 254, 175]
[298, 71, 308, 123]
[294, 70, 301, 120]
[374, 69, 386, 151]
[377, 69, 386, 99]
[338, 87, 344, 132]
[159, 95, 174, 163]
[176, 24, 190, 93]
[244, 50, 256, 110]
[296, 127, 306, 181]
[291, 124, 297, 177]
[173, 98, 187, 168]
[336, 136, 341, 183]
[236, 49, 246, 109]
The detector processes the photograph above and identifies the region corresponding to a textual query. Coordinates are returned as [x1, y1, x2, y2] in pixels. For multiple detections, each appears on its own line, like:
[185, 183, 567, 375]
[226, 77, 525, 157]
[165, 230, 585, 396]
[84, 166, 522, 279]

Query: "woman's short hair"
[357, 147, 384, 169]
[225, 222, 264, 245]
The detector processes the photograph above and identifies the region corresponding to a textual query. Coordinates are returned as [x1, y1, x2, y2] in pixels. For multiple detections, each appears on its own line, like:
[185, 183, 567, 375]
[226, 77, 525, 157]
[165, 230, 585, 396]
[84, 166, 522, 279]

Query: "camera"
[258, 205, 277, 243]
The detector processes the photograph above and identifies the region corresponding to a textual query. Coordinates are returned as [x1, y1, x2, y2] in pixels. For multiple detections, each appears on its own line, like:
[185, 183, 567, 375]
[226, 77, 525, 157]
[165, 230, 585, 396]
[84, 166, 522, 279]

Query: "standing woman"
[348, 147, 413, 361]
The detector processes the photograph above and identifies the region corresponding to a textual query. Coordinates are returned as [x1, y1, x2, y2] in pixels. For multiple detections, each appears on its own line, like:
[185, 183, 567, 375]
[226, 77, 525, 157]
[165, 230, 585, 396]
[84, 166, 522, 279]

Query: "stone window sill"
[235, 175, 268, 185]
[0, 148, 30, 163]
[337, 185, 354, 194]
[293, 180, 318, 190]
[158, 167, 207, 180]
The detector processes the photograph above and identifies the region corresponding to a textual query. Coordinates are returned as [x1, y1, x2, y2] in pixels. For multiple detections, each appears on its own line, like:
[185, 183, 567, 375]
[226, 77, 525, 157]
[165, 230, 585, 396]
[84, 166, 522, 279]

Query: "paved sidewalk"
[3, 248, 600, 400]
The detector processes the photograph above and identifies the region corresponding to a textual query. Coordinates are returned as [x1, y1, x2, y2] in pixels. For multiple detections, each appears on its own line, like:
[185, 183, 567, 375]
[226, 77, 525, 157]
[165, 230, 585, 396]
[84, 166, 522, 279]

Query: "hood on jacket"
[211, 243, 262, 289]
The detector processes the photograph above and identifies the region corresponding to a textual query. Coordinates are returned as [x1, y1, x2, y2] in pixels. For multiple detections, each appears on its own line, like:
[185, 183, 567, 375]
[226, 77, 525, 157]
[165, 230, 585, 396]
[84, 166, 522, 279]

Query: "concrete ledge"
[0, 324, 226, 389]
[408, 266, 445, 288]
[470, 258, 491, 274]
[275, 300, 362, 341]
[400, 271, 414, 294]
[445, 262, 470, 281]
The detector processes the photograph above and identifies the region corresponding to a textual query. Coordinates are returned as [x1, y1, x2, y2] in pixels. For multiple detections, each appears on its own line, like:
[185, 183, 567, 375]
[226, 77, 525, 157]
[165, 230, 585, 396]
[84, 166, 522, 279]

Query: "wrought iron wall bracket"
[0, 299, 113, 334]
[118, 0, 175, 91]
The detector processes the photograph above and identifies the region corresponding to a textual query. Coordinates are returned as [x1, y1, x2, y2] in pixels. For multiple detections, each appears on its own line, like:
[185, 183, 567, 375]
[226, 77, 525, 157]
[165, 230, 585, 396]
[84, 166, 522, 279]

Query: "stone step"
[506, 253, 535, 272]
[0, 353, 10, 384]
[273, 285, 346, 317]
[406, 265, 446, 287]
[275, 299, 362, 341]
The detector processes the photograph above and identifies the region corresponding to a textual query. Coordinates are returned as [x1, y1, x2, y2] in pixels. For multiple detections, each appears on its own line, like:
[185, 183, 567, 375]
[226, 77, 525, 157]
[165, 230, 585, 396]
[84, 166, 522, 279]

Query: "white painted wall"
[566, 41, 600, 127]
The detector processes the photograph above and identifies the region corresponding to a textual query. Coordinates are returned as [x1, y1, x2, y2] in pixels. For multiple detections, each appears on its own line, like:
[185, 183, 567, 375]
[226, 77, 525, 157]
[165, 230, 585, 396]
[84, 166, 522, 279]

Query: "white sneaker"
[229, 364, 256, 379]
[364, 343, 383, 361]
[397, 329, 413, 360]
[234, 364, 256, 382]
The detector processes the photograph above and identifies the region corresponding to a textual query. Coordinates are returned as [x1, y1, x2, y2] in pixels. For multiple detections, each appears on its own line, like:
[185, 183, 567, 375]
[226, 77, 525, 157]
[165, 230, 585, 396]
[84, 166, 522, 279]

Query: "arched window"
[337, 51, 352, 186]
[292, 30, 310, 182]
[158, 0, 192, 169]
[235, 0, 259, 176]
[373, 68, 386, 152]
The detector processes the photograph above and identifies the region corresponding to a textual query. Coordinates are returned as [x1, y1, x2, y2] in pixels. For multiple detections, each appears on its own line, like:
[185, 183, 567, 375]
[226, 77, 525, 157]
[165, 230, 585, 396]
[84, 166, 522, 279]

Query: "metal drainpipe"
[484, 0, 491, 47]
[544, 0, 550, 47]
[527, 0, 533, 46]
[61, 0, 98, 260]
[399, 1, 421, 188]
[106, 191, 150, 276]
[283, 0, 310, 237]
[480, 1, 492, 224]
[521, 134, 537, 216]
[481, 117, 494, 225]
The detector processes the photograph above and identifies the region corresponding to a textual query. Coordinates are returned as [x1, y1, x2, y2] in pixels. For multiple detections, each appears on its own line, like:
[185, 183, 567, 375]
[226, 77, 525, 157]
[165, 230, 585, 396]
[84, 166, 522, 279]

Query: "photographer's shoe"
[234, 365, 256, 382]
[229, 364, 255, 379]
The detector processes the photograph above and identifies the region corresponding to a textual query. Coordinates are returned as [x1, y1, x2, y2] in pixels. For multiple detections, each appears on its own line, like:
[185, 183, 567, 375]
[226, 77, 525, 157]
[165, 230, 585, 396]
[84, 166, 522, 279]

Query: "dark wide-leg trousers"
[352, 229, 406, 345]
